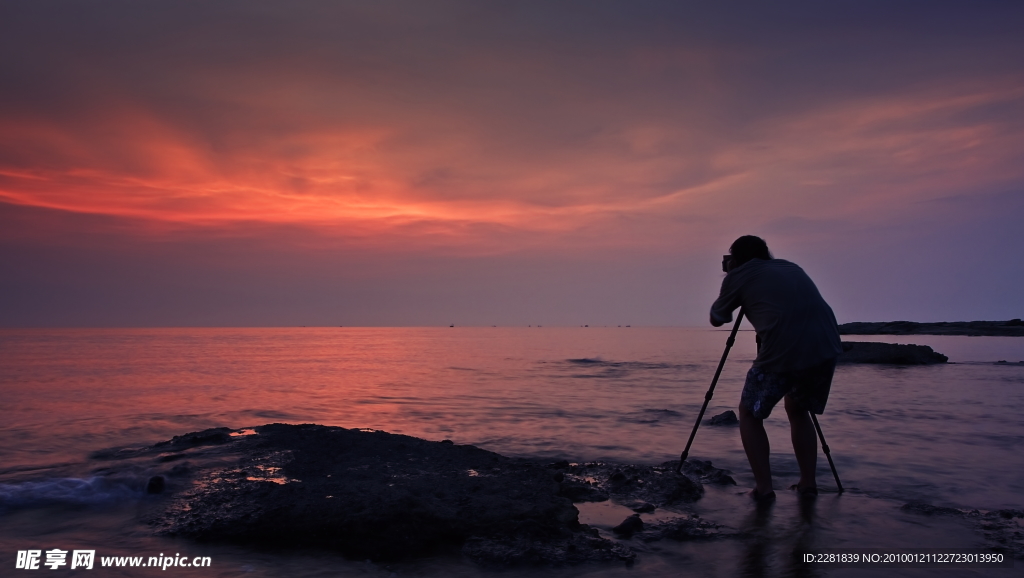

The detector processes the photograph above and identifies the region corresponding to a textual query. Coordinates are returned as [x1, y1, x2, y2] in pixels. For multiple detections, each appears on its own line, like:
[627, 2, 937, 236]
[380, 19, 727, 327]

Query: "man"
[710, 235, 843, 502]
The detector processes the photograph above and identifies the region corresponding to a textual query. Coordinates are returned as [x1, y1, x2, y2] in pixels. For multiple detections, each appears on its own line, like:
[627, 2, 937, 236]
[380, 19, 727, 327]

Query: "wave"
[564, 358, 695, 371]
[0, 476, 144, 510]
[618, 408, 684, 424]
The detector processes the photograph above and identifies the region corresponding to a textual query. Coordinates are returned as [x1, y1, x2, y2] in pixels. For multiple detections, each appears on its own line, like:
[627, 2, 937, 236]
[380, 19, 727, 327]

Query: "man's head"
[724, 235, 772, 272]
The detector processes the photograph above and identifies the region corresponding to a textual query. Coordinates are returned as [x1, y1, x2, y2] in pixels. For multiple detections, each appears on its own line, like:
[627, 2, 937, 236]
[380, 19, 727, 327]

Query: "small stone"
[612, 514, 644, 536]
[629, 502, 655, 513]
[146, 475, 166, 494]
[708, 410, 739, 426]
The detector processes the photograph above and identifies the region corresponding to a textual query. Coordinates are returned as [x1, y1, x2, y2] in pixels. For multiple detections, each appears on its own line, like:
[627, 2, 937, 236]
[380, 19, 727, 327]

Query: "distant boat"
[449, 324, 454, 327]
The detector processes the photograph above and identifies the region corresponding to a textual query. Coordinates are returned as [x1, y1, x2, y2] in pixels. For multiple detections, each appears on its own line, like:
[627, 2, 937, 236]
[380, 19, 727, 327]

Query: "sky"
[2, 0, 1023, 327]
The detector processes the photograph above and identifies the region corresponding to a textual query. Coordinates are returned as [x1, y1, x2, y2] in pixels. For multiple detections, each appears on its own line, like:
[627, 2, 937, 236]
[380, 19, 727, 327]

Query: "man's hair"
[729, 235, 773, 267]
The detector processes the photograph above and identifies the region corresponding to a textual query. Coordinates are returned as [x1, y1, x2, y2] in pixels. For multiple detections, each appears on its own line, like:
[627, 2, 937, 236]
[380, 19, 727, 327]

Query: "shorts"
[740, 357, 837, 420]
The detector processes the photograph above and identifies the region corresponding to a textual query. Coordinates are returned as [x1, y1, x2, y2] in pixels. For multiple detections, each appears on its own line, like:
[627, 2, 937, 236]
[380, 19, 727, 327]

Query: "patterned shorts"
[740, 358, 837, 420]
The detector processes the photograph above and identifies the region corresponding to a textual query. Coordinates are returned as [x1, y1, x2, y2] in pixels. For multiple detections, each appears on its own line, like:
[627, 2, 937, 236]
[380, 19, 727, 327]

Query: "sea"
[1, 327, 1022, 577]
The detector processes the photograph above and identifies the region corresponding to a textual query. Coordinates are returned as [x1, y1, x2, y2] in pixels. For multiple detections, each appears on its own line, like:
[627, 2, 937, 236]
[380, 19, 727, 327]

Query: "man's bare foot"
[789, 483, 818, 497]
[748, 488, 776, 503]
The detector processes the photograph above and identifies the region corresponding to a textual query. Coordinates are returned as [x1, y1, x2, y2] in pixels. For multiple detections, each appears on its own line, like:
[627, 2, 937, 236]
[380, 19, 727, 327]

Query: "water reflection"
[737, 495, 824, 578]
[739, 498, 775, 577]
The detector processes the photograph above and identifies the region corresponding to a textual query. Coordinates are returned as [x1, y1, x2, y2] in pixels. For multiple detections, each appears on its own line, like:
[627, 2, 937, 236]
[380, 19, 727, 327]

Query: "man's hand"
[710, 313, 724, 327]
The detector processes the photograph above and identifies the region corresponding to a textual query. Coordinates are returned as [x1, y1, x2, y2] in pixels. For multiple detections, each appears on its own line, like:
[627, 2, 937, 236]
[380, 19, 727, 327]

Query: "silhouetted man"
[711, 235, 842, 502]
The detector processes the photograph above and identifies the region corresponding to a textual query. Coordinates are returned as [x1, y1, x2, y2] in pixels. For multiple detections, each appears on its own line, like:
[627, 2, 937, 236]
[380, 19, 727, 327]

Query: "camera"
[722, 254, 732, 273]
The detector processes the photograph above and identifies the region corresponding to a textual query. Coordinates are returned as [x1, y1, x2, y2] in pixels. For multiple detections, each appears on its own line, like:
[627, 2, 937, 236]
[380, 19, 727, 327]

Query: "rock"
[677, 459, 737, 485]
[608, 469, 632, 487]
[144, 426, 741, 565]
[565, 462, 706, 505]
[612, 514, 644, 536]
[155, 428, 233, 448]
[145, 476, 165, 494]
[708, 410, 738, 426]
[557, 481, 609, 503]
[838, 341, 948, 364]
[150, 424, 632, 565]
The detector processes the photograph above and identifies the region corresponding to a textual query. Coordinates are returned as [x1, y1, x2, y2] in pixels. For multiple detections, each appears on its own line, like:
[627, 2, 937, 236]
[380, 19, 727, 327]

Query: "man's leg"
[784, 394, 818, 491]
[738, 403, 773, 496]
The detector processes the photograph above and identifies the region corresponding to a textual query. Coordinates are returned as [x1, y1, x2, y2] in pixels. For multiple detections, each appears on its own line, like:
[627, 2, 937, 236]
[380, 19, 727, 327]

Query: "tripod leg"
[810, 412, 843, 493]
[675, 310, 745, 474]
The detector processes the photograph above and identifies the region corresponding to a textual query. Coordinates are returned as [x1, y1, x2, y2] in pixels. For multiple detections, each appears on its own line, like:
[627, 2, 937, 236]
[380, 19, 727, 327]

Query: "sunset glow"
[2, 1, 1022, 326]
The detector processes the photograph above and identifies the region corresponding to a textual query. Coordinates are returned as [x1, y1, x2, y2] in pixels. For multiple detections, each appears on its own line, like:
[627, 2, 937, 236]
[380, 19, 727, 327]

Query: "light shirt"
[711, 258, 842, 373]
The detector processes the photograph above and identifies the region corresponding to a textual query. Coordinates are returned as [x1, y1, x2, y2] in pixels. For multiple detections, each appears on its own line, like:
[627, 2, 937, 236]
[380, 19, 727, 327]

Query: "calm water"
[2, 327, 1023, 577]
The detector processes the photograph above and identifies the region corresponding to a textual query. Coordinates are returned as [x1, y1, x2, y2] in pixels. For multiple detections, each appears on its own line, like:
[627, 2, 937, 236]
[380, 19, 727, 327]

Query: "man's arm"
[710, 272, 740, 327]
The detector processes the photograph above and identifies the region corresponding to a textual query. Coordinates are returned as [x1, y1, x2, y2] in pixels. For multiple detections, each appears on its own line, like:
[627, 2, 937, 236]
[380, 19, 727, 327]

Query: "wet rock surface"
[838, 341, 948, 364]
[148, 424, 722, 565]
[110, 425, 1022, 565]
[638, 514, 730, 542]
[901, 502, 1024, 559]
[678, 459, 738, 486]
[557, 462, 708, 506]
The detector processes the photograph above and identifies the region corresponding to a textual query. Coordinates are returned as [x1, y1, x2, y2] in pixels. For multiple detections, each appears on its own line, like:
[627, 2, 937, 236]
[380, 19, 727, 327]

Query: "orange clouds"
[2, 77, 1022, 254]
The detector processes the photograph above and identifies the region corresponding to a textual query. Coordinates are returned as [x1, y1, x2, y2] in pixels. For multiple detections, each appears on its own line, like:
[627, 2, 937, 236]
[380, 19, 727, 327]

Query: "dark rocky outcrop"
[148, 424, 734, 565]
[838, 341, 948, 364]
[839, 320, 1024, 337]
[85, 425, 1022, 565]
